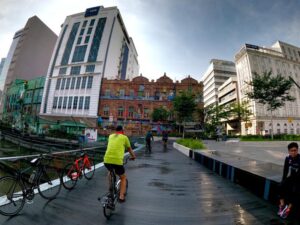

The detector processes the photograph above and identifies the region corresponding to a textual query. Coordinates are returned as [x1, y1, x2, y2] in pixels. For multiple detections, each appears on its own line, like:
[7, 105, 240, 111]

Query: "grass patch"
[176, 138, 206, 150]
[241, 134, 300, 141]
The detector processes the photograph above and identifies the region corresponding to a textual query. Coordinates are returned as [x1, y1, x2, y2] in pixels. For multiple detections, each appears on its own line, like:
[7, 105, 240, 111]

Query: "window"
[58, 97, 63, 109]
[88, 18, 106, 62]
[70, 66, 81, 75]
[80, 29, 85, 36]
[119, 89, 125, 97]
[84, 96, 90, 109]
[66, 78, 71, 89]
[85, 36, 90, 44]
[53, 97, 58, 109]
[63, 97, 68, 109]
[87, 27, 93, 34]
[78, 96, 84, 109]
[128, 106, 134, 117]
[90, 19, 95, 26]
[59, 67, 67, 75]
[129, 90, 134, 97]
[144, 108, 149, 118]
[76, 77, 81, 89]
[86, 65, 95, 73]
[82, 20, 87, 27]
[103, 105, 109, 116]
[72, 45, 87, 62]
[77, 37, 82, 45]
[73, 96, 78, 109]
[61, 22, 80, 65]
[61, 78, 66, 90]
[118, 106, 124, 117]
[81, 77, 87, 89]
[71, 77, 76, 89]
[105, 89, 110, 97]
[68, 96, 73, 109]
[56, 79, 61, 90]
[87, 76, 93, 88]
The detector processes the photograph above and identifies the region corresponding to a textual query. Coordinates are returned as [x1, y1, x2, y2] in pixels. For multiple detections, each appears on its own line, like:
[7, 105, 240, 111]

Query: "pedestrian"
[277, 142, 300, 219]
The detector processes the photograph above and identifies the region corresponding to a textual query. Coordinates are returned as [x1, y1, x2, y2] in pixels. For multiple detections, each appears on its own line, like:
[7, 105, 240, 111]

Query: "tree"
[151, 107, 169, 122]
[229, 100, 253, 134]
[246, 70, 295, 139]
[173, 91, 196, 123]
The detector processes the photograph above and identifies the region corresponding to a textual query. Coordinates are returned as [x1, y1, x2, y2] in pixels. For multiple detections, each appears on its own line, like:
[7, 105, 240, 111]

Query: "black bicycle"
[0, 154, 62, 216]
[100, 157, 132, 219]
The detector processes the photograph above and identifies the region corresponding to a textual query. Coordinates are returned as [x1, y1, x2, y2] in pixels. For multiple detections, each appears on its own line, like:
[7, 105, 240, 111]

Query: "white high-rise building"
[235, 41, 300, 135]
[40, 6, 139, 126]
[202, 59, 236, 107]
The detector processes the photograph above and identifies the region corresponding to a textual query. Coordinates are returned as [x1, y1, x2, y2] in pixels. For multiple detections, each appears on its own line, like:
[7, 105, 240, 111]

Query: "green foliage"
[176, 138, 206, 149]
[246, 71, 295, 111]
[151, 107, 169, 122]
[173, 91, 196, 122]
[241, 134, 300, 141]
[229, 100, 252, 122]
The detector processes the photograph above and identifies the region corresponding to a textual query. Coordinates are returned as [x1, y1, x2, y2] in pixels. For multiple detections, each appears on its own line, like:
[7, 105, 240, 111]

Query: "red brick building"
[98, 73, 203, 135]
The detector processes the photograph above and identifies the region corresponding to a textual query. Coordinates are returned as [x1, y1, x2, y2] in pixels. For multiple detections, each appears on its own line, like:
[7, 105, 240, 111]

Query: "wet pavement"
[0, 141, 293, 225]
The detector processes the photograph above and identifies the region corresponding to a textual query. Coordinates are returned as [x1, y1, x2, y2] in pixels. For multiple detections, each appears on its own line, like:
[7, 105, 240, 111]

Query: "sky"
[0, 0, 300, 81]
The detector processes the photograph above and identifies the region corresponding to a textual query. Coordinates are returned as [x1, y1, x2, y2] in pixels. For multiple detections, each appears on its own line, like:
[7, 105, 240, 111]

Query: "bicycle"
[163, 138, 168, 150]
[60, 151, 95, 190]
[100, 157, 131, 219]
[0, 154, 62, 216]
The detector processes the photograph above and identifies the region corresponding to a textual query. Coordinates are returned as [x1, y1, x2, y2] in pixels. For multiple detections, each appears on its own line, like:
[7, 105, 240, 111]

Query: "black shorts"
[104, 163, 125, 176]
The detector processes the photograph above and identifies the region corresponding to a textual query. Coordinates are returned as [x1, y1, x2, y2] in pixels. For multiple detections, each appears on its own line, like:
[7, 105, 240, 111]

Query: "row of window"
[53, 96, 90, 110]
[55, 76, 93, 90]
[59, 65, 95, 75]
[103, 106, 150, 118]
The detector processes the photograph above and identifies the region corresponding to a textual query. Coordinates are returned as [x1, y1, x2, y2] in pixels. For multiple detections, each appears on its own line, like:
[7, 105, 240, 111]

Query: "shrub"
[176, 138, 206, 149]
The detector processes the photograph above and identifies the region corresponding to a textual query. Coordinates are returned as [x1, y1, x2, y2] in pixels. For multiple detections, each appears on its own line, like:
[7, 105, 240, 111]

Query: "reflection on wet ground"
[0, 141, 299, 225]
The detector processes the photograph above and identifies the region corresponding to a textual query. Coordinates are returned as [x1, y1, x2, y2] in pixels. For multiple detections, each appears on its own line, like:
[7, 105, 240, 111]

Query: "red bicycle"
[60, 152, 95, 190]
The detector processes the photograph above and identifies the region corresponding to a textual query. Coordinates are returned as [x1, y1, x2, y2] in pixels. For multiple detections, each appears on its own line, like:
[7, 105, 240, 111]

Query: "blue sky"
[0, 0, 300, 81]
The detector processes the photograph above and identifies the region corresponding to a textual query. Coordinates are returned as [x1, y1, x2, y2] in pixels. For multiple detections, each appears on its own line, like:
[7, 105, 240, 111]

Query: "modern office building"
[235, 41, 300, 135]
[40, 6, 139, 127]
[202, 59, 236, 107]
[0, 16, 57, 117]
[0, 58, 5, 79]
[217, 77, 240, 134]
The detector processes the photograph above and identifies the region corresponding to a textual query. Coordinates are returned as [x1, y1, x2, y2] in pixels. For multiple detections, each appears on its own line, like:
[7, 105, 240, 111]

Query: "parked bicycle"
[0, 154, 62, 216]
[60, 151, 95, 190]
[100, 156, 132, 219]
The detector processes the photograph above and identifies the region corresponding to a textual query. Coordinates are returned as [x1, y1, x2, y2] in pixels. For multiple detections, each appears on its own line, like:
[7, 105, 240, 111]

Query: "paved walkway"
[204, 140, 291, 166]
[0, 141, 287, 225]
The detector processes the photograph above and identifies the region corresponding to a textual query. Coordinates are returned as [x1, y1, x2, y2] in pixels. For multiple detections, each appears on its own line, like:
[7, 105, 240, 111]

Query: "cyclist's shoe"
[277, 205, 285, 216]
[118, 198, 126, 203]
[280, 206, 291, 219]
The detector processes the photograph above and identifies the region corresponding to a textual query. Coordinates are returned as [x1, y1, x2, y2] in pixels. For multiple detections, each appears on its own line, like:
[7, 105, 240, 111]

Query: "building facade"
[0, 16, 57, 117]
[202, 59, 236, 107]
[40, 6, 139, 126]
[3, 77, 45, 133]
[98, 74, 203, 135]
[235, 41, 300, 135]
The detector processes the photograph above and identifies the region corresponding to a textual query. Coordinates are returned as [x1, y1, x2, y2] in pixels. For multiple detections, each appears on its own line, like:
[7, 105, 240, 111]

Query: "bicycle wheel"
[103, 204, 113, 219]
[83, 157, 95, 180]
[61, 163, 78, 190]
[37, 166, 61, 200]
[0, 176, 25, 216]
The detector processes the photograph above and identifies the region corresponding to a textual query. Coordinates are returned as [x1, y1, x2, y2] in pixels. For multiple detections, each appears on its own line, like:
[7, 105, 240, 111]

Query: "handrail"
[0, 146, 102, 161]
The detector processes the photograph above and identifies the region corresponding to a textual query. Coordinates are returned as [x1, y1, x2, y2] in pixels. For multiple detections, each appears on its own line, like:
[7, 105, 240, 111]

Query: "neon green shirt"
[104, 133, 131, 165]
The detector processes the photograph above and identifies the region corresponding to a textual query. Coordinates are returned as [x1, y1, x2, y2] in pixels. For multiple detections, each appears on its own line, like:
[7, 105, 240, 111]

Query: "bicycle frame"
[70, 154, 92, 179]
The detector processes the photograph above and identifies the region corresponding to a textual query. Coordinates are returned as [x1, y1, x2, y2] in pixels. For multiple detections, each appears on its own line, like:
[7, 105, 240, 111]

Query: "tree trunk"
[270, 110, 274, 140]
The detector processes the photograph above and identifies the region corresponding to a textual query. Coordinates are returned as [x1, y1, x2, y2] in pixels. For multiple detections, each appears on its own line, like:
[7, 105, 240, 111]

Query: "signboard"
[245, 44, 259, 50]
[85, 6, 100, 17]
[85, 128, 97, 142]
[288, 117, 293, 123]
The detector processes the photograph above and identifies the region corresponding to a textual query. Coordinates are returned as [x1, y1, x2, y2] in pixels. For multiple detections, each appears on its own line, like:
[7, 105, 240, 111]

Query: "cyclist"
[162, 130, 168, 147]
[145, 130, 154, 152]
[104, 125, 136, 202]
